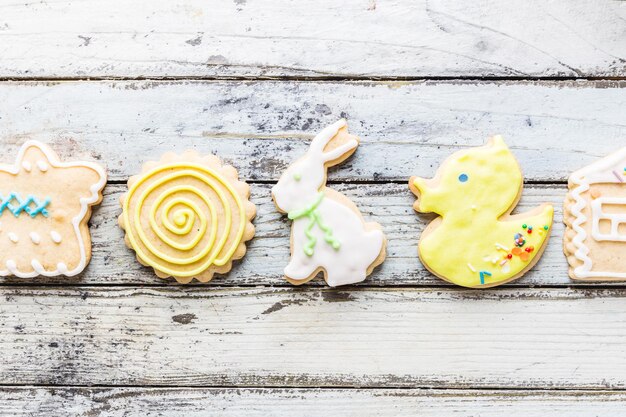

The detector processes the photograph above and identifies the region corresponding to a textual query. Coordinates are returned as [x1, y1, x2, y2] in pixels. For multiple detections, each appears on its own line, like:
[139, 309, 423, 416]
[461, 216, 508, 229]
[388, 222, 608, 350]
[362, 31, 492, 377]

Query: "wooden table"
[0, 1, 625, 415]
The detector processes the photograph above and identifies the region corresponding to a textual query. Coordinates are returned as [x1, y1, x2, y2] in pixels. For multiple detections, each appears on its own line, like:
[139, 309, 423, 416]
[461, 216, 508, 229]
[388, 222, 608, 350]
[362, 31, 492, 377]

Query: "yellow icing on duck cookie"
[409, 136, 553, 288]
[119, 152, 256, 284]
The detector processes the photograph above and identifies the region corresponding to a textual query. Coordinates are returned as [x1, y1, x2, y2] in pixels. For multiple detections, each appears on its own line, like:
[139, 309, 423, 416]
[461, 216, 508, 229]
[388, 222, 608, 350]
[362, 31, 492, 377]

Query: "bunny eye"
[293, 173, 302, 181]
[458, 173, 468, 183]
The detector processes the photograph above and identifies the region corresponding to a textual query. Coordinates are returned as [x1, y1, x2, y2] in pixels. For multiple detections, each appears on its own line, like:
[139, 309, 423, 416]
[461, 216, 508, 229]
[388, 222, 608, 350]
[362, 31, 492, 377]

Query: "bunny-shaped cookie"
[272, 120, 386, 287]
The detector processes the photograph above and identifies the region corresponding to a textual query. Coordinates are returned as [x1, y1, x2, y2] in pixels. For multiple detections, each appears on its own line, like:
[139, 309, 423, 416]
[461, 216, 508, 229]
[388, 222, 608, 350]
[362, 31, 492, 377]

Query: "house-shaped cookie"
[564, 148, 626, 280]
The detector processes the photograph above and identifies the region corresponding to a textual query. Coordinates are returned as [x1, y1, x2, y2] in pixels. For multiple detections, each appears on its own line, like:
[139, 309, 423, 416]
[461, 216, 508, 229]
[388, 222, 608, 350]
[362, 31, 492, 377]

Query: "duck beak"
[409, 176, 430, 212]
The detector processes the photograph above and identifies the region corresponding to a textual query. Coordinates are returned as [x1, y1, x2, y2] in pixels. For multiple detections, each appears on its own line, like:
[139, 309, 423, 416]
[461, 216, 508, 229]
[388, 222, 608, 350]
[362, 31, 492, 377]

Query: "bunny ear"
[309, 119, 347, 154]
[321, 139, 359, 164]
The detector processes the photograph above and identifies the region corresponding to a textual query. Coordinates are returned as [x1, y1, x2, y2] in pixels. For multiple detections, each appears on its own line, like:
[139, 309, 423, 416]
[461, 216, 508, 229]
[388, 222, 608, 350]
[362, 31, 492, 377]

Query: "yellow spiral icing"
[123, 163, 246, 278]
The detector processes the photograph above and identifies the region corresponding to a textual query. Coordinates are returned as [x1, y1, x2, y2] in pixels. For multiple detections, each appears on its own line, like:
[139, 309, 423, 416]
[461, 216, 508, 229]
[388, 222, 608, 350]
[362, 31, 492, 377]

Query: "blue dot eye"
[458, 173, 468, 182]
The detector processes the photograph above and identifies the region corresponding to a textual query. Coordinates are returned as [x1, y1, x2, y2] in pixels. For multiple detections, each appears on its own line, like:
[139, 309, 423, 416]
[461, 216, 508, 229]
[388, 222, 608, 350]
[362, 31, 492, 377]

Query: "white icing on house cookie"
[565, 148, 626, 280]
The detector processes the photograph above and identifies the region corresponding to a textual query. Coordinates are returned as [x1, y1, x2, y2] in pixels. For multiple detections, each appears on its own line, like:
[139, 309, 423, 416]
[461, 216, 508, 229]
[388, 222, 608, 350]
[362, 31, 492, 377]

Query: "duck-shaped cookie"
[409, 136, 553, 288]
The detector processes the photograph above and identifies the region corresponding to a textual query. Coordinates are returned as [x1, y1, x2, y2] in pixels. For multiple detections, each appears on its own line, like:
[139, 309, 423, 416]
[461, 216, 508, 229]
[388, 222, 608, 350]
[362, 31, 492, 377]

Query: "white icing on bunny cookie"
[272, 120, 386, 287]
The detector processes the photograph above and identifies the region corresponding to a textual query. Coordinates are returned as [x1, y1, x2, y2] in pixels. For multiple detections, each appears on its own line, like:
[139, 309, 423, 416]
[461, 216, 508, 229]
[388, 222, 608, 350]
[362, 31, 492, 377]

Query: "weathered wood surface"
[1, 182, 584, 287]
[2, 286, 626, 388]
[0, 80, 625, 183]
[0, 0, 624, 78]
[3, 387, 626, 417]
[1, 2, 625, 413]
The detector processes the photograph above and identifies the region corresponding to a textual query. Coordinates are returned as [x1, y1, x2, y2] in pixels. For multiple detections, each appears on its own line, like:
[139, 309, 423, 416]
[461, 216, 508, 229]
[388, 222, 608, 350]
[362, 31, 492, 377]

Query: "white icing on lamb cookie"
[5, 260, 17, 273]
[29, 232, 41, 245]
[36, 160, 49, 172]
[31, 259, 45, 274]
[57, 262, 69, 274]
[22, 161, 32, 172]
[50, 231, 62, 244]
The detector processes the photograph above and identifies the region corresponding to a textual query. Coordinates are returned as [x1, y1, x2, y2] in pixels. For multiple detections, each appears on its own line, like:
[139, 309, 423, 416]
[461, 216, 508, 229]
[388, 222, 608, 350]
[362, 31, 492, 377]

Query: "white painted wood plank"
[0, 80, 624, 182]
[0, 0, 624, 78]
[2, 387, 626, 417]
[1, 287, 626, 388]
[1, 183, 575, 286]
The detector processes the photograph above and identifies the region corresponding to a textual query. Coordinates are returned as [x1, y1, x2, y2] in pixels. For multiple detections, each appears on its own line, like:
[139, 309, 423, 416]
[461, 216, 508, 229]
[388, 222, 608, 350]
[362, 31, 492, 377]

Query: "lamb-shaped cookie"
[0, 141, 106, 278]
[271, 120, 386, 287]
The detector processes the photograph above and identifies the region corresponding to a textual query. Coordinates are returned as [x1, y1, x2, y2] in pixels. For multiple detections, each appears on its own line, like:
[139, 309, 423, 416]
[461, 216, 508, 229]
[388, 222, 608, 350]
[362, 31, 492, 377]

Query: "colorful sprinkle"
[500, 259, 508, 266]
[479, 270, 492, 285]
[495, 243, 510, 252]
[458, 173, 468, 182]
[519, 252, 530, 262]
[512, 247, 522, 256]
[467, 263, 476, 272]
[543, 225, 549, 231]
[507, 253, 513, 259]
[613, 170, 624, 182]
[522, 224, 527, 229]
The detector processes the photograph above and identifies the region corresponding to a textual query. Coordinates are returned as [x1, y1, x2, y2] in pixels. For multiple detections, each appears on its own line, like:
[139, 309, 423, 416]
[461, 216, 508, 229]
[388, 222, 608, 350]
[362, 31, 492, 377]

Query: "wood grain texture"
[1, 0, 624, 412]
[2, 286, 626, 388]
[0, 182, 583, 287]
[2, 387, 626, 417]
[0, 0, 624, 78]
[0, 80, 624, 182]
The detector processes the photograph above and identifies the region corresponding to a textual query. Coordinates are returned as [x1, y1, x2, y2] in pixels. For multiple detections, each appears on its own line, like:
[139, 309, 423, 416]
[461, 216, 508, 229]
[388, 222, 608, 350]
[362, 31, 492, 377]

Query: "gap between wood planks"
[0, 76, 625, 82]
[1, 383, 626, 392]
[105, 179, 569, 185]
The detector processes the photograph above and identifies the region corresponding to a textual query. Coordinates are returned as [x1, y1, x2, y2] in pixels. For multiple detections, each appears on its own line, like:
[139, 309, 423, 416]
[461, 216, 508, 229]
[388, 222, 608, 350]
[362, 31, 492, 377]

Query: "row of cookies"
[0, 120, 617, 287]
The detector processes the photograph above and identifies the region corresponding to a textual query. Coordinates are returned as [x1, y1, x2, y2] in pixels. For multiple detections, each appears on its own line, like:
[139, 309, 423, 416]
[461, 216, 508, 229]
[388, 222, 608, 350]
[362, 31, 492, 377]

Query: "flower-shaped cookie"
[119, 151, 256, 283]
[0, 141, 106, 277]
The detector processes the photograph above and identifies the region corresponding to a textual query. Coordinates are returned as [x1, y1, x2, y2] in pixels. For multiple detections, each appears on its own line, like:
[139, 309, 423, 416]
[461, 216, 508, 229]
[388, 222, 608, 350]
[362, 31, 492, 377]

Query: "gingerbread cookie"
[119, 151, 255, 283]
[564, 148, 626, 280]
[409, 136, 553, 288]
[0, 141, 106, 277]
[271, 119, 386, 287]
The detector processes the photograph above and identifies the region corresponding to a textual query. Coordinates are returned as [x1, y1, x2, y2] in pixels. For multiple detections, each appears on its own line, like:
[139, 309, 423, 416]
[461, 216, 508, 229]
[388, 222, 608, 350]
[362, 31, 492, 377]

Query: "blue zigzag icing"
[0, 193, 50, 218]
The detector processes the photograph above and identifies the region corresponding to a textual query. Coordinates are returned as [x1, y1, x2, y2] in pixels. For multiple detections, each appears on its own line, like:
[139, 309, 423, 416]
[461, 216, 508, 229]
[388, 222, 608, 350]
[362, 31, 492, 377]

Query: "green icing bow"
[288, 191, 341, 256]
